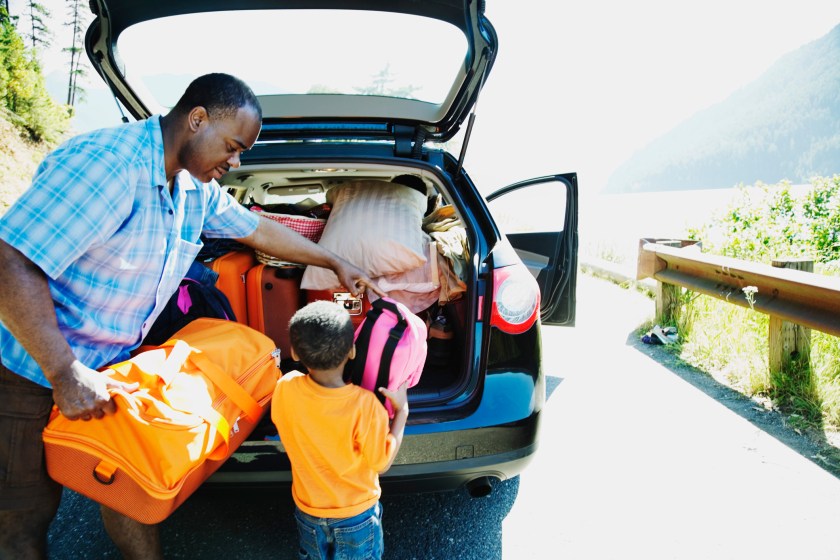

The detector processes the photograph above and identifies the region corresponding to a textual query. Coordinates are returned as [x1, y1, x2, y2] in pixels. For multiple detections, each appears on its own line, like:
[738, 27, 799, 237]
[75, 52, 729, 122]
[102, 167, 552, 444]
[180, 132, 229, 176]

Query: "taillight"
[489, 265, 540, 334]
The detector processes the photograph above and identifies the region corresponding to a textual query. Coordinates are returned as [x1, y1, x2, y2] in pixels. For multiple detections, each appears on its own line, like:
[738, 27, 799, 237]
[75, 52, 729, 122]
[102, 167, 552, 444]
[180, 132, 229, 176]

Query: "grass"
[677, 295, 771, 397]
[669, 291, 840, 456]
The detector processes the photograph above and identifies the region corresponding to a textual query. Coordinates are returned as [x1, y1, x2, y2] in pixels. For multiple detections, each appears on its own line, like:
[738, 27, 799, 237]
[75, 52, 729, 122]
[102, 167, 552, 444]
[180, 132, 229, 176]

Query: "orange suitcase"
[204, 250, 257, 325]
[245, 264, 303, 360]
[305, 287, 371, 329]
[42, 318, 280, 524]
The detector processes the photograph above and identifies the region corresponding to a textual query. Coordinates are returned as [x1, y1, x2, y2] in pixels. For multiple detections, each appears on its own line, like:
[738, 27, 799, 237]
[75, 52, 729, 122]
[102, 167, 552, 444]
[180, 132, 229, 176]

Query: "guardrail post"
[654, 240, 683, 325]
[768, 259, 813, 374]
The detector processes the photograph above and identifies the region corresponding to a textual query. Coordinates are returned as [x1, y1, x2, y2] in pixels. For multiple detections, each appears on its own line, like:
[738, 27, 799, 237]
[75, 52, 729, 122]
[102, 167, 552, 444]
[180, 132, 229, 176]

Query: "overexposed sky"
[10, 0, 840, 194]
[475, 0, 840, 194]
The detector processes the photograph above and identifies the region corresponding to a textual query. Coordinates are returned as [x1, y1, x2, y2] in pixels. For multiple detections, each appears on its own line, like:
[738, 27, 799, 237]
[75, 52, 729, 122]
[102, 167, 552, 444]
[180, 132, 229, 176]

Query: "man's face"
[184, 106, 261, 183]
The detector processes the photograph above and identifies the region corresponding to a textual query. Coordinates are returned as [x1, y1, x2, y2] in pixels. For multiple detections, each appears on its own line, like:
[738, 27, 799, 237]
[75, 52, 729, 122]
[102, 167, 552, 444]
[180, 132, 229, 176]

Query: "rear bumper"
[209, 413, 540, 493]
[378, 441, 537, 494]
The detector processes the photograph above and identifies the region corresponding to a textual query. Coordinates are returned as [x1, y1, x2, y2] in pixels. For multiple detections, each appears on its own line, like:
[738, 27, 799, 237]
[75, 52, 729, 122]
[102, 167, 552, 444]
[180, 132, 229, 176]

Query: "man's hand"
[334, 258, 386, 298]
[241, 218, 386, 298]
[51, 360, 139, 421]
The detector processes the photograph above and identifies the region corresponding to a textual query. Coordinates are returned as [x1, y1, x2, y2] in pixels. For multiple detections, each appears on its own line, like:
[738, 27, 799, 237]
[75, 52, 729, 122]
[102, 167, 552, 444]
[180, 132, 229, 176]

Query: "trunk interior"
[212, 164, 473, 438]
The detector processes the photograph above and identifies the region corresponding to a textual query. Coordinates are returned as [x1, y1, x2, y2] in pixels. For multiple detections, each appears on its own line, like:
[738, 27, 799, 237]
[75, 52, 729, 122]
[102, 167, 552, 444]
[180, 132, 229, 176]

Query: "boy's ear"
[348, 344, 356, 361]
[291, 348, 300, 362]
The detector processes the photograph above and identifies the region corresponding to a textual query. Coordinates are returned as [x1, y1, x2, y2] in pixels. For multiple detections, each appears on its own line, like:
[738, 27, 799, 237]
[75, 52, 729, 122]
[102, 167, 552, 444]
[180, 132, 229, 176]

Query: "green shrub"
[683, 176, 840, 432]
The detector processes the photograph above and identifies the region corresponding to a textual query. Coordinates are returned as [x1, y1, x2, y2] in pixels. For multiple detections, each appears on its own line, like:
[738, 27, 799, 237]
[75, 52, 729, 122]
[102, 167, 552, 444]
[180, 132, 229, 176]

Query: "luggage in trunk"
[305, 288, 372, 328]
[204, 250, 257, 325]
[245, 263, 303, 360]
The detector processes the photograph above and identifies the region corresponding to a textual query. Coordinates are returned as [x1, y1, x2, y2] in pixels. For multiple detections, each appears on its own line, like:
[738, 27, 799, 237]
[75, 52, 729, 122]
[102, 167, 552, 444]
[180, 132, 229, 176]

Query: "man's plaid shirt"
[0, 116, 258, 387]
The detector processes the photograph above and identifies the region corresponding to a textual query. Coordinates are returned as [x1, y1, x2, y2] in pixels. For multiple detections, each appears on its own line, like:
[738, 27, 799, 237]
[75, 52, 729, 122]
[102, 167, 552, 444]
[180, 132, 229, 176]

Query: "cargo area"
[205, 167, 474, 438]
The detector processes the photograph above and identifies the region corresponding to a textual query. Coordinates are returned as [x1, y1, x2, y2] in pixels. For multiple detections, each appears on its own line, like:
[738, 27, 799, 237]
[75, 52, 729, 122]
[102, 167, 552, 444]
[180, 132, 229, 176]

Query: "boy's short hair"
[289, 301, 355, 370]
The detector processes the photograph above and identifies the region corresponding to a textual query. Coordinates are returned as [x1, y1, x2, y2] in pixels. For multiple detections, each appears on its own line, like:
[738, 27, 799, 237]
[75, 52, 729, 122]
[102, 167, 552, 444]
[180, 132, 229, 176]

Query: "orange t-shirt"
[270, 371, 397, 518]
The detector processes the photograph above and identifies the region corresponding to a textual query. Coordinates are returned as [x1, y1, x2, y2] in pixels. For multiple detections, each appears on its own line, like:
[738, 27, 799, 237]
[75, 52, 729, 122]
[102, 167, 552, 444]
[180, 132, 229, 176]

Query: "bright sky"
[10, 0, 840, 196]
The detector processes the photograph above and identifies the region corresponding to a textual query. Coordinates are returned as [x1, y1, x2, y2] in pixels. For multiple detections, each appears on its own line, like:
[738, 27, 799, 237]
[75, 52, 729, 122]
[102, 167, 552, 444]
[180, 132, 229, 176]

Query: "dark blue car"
[86, 0, 578, 498]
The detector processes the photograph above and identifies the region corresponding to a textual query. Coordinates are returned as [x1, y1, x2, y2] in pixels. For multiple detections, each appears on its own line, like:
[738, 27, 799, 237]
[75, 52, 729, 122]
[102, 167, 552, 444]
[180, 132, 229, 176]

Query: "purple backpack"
[348, 297, 427, 417]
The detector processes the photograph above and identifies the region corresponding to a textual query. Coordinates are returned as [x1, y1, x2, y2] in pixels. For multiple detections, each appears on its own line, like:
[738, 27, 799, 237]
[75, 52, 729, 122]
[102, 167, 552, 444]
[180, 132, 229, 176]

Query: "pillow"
[370, 242, 441, 313]
[301, 180, 430, 290]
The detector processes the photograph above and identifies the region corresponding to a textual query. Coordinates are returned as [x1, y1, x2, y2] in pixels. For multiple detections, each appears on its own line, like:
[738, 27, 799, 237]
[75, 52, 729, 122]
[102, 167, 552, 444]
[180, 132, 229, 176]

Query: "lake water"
[579, 184, 813, 271]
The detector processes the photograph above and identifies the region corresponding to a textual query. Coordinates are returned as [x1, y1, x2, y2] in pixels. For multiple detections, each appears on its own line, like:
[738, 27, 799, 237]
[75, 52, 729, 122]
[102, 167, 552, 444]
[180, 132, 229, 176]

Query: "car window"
[487, 181, 568, 234]
[117, 10, 466, 114]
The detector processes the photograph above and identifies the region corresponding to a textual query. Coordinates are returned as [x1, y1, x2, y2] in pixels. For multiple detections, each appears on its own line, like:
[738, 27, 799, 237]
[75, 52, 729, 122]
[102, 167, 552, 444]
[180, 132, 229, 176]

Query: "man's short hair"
[171, 73, 262, 120]
[289, 301, 355, 370]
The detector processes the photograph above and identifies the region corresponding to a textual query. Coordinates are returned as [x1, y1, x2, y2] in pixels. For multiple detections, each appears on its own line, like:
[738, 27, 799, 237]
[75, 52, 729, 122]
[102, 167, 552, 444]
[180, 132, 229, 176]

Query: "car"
[84, 0, 579, 498]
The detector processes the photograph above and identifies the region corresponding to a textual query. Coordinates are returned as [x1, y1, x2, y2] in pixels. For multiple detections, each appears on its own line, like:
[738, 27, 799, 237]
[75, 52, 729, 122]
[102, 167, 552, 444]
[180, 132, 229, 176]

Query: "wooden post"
[768, 259, 813, 374]
[654, 240, 683, 325]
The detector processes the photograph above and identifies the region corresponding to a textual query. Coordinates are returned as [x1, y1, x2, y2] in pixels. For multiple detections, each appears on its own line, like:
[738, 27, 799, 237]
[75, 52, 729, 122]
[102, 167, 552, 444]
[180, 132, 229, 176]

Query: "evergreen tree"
[0, 11, 69, 143]
[354, 64, 420, 98]
[25, 1, 51, 51]
[64, 0, 88, 106]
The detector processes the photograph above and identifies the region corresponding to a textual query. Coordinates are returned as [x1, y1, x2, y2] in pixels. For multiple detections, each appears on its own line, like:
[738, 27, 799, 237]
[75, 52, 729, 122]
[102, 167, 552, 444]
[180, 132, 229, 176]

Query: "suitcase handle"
[157, 340, 263, 421]
[109, 388, 233, 461]
[185, 351, 263, 421]
[93, 461, 117, 485]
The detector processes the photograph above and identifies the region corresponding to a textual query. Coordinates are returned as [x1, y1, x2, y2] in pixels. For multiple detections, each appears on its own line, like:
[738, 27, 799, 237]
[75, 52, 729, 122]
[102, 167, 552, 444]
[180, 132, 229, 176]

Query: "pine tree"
[25, 1, 51, 51]
[354, 64, 419, 98]
[0, 11, 70, 143]
[64, 0, 87, 107]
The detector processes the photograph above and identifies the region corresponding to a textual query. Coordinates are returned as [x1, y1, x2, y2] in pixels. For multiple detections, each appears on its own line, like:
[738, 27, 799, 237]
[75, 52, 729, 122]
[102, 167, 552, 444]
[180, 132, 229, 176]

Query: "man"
[0, 73, 382, 559]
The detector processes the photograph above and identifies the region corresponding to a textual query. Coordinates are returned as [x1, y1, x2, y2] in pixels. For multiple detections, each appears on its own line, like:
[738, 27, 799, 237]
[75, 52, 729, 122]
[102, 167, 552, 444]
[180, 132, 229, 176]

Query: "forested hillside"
[0, 8, 71, 212]
[604, 23, 840, 193]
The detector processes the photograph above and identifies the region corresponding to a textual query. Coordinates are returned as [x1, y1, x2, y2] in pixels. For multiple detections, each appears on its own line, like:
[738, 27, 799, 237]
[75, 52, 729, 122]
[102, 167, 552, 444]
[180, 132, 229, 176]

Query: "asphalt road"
[47, 273, 840, 559]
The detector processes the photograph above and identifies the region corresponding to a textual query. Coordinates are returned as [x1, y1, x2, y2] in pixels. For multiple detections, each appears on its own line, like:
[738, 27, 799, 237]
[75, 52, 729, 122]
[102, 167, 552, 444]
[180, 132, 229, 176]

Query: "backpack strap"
[350, 299, 408, 405]
[375, 300, 408, 404]
[348, 303, 383, 386]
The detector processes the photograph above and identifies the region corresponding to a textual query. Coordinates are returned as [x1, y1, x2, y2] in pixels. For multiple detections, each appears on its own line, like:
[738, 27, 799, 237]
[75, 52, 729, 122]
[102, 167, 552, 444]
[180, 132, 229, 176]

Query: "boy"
[271, 301, 408, 560]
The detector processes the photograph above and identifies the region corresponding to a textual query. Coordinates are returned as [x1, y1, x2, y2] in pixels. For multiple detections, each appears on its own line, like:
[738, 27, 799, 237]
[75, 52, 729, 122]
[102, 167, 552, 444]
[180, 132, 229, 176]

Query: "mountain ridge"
[604, 23, 840, 193]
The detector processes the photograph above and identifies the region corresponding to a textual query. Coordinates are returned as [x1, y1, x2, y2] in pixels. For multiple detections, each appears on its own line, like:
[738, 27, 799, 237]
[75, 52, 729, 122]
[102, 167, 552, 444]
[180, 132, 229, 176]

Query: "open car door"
[486, 173, 578, 326]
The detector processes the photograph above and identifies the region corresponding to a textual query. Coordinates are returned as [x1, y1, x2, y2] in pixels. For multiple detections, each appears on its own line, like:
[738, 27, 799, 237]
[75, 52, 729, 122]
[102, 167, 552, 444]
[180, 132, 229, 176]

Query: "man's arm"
[0, 240, 133, 420]
[237, 216, 385, 297]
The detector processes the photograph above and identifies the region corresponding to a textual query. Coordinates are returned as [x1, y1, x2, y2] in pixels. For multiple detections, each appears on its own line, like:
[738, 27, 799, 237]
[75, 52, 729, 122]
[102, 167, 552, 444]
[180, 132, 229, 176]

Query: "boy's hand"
[378, 380, 409, 414]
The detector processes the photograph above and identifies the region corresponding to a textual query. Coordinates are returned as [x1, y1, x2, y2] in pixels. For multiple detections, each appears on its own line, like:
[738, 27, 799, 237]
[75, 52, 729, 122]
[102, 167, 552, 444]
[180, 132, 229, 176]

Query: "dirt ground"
[0, 117, 48, 213]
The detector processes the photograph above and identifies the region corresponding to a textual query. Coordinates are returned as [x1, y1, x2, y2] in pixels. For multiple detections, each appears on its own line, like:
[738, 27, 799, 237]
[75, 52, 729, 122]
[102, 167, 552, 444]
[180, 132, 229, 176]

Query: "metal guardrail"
[636, 238, 840, 338]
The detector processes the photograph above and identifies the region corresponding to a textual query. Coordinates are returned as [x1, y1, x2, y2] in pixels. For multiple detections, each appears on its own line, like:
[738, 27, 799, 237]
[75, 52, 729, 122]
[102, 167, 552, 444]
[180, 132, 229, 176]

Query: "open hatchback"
[85, 0, 579, 496]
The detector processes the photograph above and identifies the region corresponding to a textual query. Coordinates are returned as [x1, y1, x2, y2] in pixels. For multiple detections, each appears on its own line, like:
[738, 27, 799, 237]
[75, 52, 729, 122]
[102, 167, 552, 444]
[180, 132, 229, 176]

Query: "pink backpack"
[348, 297, 427, 417]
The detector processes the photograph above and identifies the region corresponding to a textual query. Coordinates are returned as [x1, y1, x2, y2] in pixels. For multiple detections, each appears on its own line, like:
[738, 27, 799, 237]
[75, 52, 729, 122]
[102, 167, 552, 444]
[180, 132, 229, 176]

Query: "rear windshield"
[117, 9, 467, 114]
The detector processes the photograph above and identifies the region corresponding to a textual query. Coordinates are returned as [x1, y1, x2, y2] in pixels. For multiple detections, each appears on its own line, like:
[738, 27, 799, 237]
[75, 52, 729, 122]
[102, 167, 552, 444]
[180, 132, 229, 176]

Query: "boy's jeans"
[294, 502, 383, 560]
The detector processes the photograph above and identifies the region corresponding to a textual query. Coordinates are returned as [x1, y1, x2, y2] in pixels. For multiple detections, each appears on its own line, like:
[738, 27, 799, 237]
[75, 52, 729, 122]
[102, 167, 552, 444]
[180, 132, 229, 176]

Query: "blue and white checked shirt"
[0, 116, 259, 387]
